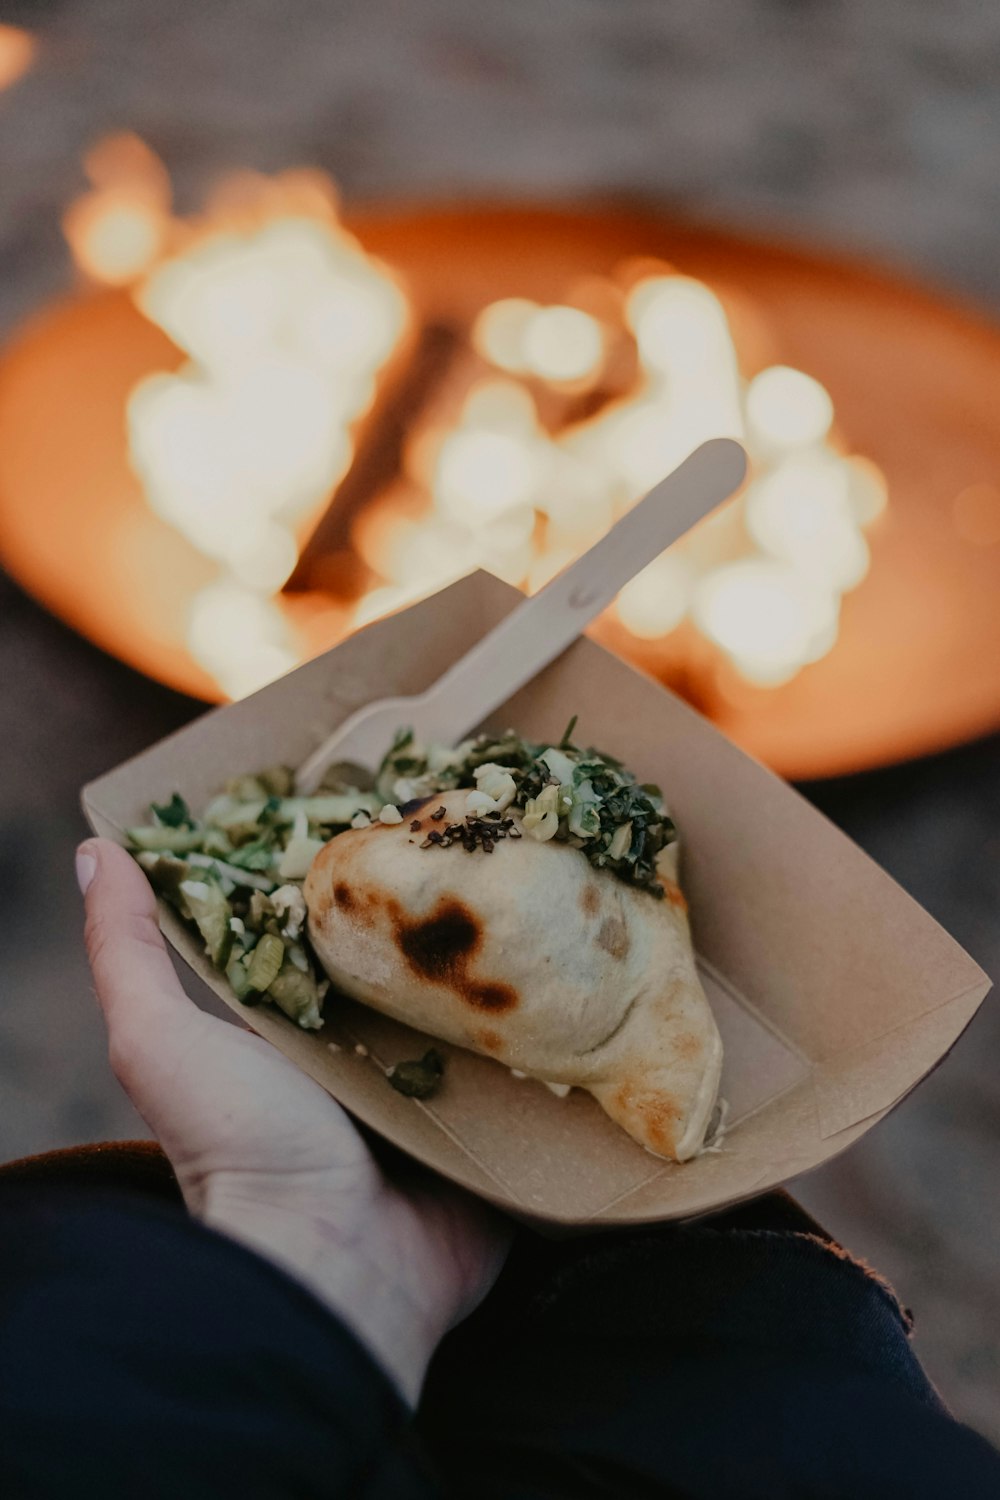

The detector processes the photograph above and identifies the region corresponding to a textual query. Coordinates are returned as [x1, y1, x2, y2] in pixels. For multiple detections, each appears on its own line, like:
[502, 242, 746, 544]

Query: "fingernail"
[75, 847, 97, 895]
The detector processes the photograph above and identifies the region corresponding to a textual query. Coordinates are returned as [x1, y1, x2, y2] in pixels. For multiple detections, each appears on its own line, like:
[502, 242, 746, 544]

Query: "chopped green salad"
[127, 763, 381, 1031]
[375, 716, 676, 896]
[128, 719, 676, 1036]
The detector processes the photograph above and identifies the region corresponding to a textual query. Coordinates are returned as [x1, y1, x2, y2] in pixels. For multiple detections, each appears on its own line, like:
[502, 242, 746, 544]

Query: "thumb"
[77, 838, 205, 1088]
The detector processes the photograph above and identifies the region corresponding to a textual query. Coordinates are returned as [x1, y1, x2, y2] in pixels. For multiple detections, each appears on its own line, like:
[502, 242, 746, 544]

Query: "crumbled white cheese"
[473, 762, 517, 812]
[544, 1081, 572, 1099]
[465, 765, 519, 822]
[522, 783, 560, 841]
[178, 879, 211, 901]
[351, 811, 372, 829]
[379, 804, 404, 825]
[271, 883, 307, 939]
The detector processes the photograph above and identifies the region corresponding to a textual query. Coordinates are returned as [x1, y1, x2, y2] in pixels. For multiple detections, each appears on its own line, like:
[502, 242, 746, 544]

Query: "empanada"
[305, 790, 721, 1160]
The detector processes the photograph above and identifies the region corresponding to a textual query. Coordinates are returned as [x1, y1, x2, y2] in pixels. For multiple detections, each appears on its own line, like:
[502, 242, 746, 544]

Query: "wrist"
[198, 1186, 442, 1404]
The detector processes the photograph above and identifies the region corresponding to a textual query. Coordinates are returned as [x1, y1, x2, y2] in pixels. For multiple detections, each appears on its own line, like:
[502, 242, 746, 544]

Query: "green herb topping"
[387, 1049, 445, 1099]
[151, 793, 195, 829]
[377, 719, 675, 896]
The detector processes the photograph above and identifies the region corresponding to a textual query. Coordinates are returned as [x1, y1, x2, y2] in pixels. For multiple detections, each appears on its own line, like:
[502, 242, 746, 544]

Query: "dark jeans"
[2, 1142, 999, 1498]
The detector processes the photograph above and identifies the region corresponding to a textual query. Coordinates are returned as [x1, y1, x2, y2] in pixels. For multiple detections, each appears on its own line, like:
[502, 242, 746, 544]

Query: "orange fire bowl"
[2, 204, 1000, 780]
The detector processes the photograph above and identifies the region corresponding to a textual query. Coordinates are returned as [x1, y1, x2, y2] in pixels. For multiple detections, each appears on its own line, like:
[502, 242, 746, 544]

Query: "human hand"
[76, 838, 510, 1404]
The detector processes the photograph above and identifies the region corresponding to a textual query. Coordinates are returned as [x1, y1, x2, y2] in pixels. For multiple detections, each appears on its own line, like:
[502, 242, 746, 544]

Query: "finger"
[78, 838, 200, 1058]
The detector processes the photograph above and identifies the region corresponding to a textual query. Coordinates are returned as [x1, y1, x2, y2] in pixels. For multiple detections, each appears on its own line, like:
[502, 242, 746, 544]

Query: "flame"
[616, 553, 694, 640]
[60, 138, 887, 700]
[472, 298, 540, 372]
[693, 560, 840, 686]
[745, 364, 834, 451]
[433, 397, 542, 526]
[430, 273, 880, 689]
[473, 300, 604, 384]
[106, 156, 407, 697]
[187, 579, 298, 699]
[744, 455, 868, 589]
[0, 25, 35, 93]
[63, 134, 171, 285]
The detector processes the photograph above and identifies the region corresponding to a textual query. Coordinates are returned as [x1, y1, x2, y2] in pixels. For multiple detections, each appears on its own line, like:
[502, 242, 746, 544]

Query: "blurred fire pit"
[2, 137, 1000, 778]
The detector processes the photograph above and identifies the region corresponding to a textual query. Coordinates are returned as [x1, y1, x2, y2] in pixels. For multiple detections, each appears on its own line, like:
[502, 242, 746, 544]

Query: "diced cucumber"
[202, 795, 261, 830]
[225, 774, 270, 802]
[225, 837, 278, 873]
[136, 851, 191, 897]
[225, 767, 294, 801]
[287, 793, 382, 825]
[179, 879, 234, 968]
[247, 933, 285, 993]
[200, 826, 236, 859]
[136, 852, 198, 918]
[127, 825, 205, 854]
[186, 853, 276, 892]
[205, 791, 380, 833]
[267, 957, 324, 1030]
[246, 890, 275, 931]
[225, 952, 254, 1001]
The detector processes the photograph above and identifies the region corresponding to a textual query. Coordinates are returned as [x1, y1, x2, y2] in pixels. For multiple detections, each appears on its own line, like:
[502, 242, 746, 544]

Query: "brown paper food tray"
[82, 572, 991, 1226]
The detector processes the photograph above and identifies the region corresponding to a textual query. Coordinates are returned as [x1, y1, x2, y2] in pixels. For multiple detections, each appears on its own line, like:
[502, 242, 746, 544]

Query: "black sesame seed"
[482, 838, 494, 853]
[509, 826, 522, 839]
[485, 810, 502, 821]
[410, 820, 422, 833]
[427, 830, 443, 844]
[420, 837, 434, 849]
[431, 806, 447, 820]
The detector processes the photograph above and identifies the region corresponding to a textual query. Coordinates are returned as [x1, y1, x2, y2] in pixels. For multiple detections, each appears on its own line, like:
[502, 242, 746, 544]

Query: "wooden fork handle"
[414, 438, 746, 746]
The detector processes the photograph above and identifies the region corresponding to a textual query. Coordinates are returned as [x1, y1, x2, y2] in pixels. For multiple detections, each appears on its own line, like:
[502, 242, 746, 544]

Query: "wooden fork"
[295, 437, 746, 792]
